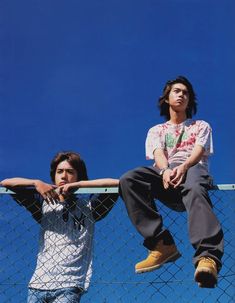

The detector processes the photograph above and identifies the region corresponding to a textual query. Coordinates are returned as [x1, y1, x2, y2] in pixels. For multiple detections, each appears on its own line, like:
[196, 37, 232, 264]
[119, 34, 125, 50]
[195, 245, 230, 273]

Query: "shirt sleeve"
[145, 125, 164, 160]
[90, 193, 119, 222]
[11, 188, 43, 223]
[195, 121, 213, 155]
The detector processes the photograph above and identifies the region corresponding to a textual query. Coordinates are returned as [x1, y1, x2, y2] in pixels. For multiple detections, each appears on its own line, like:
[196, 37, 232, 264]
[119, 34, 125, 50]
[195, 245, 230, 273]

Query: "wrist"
[179, 162, 190, 175]
[33, 179, 42, 187]
[159, 166, 170, 176]
[182, 162, 190, 171]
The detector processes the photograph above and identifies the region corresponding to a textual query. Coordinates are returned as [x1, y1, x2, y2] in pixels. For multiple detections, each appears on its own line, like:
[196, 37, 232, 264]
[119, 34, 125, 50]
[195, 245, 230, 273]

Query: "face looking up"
[167, 83, 189, 113]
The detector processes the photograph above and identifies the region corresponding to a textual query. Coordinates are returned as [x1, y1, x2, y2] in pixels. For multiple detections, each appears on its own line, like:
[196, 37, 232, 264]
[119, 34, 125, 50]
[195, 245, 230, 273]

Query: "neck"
[169, 109, 187, 124]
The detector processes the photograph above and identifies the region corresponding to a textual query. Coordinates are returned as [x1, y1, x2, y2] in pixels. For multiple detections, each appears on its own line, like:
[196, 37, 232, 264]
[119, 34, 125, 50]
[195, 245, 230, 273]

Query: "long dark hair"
[158, 76, 197, 120]
[50, 151, 88, 183]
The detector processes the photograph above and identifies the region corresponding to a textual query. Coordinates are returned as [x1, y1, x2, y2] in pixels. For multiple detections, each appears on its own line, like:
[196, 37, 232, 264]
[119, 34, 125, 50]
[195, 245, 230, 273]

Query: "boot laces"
[199, 257, 216, 267]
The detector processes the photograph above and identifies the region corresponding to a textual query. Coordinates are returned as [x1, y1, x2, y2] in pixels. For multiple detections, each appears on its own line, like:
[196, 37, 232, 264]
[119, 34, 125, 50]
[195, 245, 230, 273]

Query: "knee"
[119, 167, 147, 190]
[119, 170, 136, 199]
[120, 169, 138, 187]
[183, 183, 212, 208]
[184, 183, 206, 195]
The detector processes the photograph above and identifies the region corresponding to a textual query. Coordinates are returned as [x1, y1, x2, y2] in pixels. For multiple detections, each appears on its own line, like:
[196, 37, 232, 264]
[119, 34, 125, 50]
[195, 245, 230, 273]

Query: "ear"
[165, 100, 169, 104]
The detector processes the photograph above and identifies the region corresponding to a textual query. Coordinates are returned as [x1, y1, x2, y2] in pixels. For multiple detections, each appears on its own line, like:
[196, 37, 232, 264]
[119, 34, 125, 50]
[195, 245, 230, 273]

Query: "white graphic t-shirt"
[29, 197, 94, 291]
[145, 119, 213, 170]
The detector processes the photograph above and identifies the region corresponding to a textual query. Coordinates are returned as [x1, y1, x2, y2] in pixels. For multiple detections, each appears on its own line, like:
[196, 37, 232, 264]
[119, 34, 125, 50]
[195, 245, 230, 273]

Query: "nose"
[61, 171, 68, 180]
[178, 90, 183, 97]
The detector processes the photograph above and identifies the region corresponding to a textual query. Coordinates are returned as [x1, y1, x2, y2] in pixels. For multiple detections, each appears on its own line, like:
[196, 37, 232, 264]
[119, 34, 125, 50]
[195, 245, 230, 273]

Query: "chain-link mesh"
[0, 186, 234, 303]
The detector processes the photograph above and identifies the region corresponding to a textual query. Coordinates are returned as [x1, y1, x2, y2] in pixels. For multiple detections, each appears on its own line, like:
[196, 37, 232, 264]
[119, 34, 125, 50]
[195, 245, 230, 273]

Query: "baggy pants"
[119, 163, 224, 270]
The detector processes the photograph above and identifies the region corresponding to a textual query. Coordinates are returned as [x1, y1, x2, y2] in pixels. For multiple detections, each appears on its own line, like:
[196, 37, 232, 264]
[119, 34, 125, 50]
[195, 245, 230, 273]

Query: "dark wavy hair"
[158, 76, 197, 120]
[50, 151, 88, 183]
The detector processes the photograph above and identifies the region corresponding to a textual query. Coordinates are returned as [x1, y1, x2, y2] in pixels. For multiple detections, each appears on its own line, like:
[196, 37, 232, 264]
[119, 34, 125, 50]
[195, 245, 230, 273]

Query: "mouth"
[59, 182, 67, 186]
[176, 99, 184, 104]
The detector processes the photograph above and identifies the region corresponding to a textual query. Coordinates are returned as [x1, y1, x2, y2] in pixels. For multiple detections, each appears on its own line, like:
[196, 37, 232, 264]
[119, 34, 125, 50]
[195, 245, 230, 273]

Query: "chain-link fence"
[0, 185, 234, 303]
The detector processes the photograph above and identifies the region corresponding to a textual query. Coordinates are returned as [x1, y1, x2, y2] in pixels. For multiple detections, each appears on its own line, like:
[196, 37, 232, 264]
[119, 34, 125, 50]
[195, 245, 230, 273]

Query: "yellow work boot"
[135, 239, 181, 274]
[194, 257, 218, 288]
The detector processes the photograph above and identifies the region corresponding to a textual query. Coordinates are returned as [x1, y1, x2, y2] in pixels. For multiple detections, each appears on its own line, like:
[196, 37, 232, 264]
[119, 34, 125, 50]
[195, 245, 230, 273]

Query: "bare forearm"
[58, 178, 119, 196]
[0, 178, 40, 188]
[73, 178, 119, 188]
[1, 178, 58, 203]
[154, 149, 169, 169]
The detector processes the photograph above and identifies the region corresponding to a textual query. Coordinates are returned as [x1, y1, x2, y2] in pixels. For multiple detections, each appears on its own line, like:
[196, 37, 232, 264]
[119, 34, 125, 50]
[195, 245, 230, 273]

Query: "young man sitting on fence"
[1, 151, 119, 303]
[119, 76, 224, 288]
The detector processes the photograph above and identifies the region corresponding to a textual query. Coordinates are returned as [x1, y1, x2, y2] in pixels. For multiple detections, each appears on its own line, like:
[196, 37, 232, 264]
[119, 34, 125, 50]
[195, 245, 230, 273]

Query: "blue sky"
[1, 0, 235, 302]
[1, 0, 235, 184]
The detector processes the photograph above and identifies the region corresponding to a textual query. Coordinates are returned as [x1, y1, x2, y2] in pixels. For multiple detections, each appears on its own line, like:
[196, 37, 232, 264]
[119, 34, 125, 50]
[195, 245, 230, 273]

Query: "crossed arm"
[1, 177, 119, 223]
[58, 179, 119, 194]
[0, 178, 58, 203]
[1, 177, 119, 203]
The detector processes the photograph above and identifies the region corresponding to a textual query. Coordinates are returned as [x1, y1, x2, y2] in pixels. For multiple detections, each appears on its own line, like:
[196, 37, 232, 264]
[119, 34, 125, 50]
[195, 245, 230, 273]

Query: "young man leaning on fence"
[119, 76, 224, 288]
[1, 151, 119, 303]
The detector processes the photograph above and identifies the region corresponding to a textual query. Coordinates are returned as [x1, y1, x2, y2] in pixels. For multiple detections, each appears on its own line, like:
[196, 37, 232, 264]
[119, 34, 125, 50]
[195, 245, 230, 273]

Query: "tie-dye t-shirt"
[145, 119, 213, 170]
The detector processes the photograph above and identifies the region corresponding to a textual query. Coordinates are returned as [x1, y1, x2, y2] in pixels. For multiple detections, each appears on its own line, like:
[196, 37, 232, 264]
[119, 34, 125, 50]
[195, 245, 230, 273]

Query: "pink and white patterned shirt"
[145, 119, 213, 170]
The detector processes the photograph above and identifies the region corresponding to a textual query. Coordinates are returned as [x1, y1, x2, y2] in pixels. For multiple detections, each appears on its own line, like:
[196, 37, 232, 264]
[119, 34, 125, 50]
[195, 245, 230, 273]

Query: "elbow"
[1, 178, 18, 188]
[0, 179, 9, 187]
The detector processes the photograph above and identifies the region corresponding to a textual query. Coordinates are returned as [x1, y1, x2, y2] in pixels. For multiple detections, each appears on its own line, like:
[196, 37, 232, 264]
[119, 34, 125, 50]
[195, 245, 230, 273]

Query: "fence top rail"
[0, 186, 119, 194]
[0, 184, 235, 194]
[212, 184, 235, 190]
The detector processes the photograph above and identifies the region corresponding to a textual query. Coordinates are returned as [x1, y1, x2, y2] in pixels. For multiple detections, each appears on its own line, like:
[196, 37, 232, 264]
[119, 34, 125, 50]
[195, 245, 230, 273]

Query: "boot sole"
[194, 268, 217, 288]
[135, 251, 181, 274]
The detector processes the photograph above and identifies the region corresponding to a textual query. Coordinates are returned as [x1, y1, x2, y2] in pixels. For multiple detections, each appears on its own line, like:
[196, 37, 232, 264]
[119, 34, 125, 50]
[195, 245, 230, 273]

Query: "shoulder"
[148, 122, 168, 133]
[194, 120, 211, 129]
[186, 119, 211, 129]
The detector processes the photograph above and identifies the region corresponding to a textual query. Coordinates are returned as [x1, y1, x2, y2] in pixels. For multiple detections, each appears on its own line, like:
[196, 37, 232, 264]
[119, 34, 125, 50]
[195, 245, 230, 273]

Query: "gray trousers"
[119, 164, 224, 269]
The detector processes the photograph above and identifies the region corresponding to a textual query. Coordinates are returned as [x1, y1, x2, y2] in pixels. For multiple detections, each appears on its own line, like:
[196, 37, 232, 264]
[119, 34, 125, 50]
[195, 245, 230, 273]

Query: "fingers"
[170, 170, 180, 183]
[43, 188, 59, 204]
[163, 177, 171, 189]
[163, 181, 168, 189]
[163, 171, 184, 189]
[162, 169, 173, 189]
[58, 185, 71, 195]
[54, 186, 70, 202]
[43, 193, 54, 204]
[173, 179, 182, 188]
[172, 174, 184, 188]
[57, 186, 65, 195]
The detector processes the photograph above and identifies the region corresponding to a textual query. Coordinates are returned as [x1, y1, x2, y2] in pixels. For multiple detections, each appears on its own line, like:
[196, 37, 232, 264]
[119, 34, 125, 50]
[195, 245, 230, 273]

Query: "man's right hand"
[162, 169, 173, 189]
[34, 180, 59, 204]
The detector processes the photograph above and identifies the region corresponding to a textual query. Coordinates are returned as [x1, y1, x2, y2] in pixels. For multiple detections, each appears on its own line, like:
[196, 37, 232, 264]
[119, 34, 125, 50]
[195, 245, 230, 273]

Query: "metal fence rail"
[0, 185, 234, 303]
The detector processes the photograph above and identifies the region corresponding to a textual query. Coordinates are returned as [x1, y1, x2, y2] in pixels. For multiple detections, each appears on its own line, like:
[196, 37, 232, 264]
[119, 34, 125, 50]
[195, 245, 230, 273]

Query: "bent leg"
[181, 164, 224, 270]
[119, 166, 175, 249]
